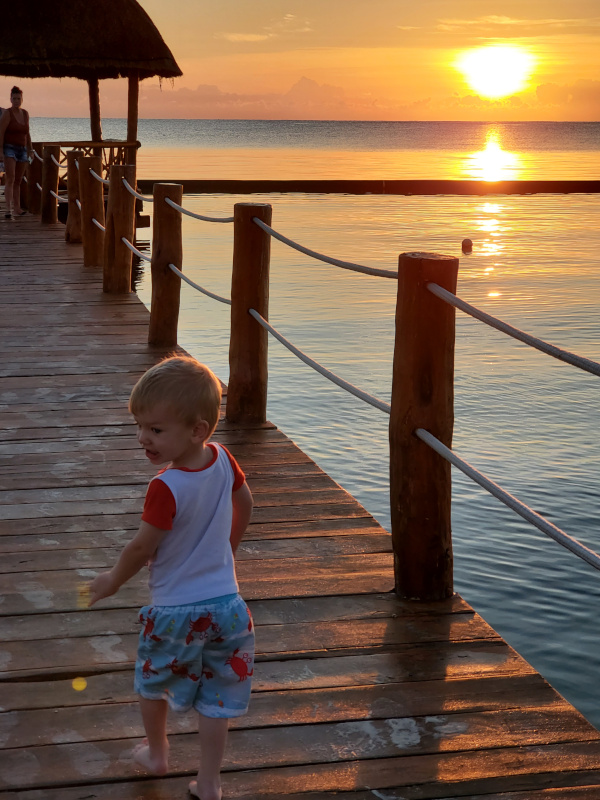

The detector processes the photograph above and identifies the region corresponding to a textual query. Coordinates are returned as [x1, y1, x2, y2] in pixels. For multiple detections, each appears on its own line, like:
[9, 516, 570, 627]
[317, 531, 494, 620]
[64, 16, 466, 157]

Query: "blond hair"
[129, 356, 222, 434]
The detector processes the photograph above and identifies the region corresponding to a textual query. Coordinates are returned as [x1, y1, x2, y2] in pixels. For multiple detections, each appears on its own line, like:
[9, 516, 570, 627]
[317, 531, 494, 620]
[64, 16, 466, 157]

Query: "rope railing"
[90, 168, 110, 186]
[35, 182, 42, 191]
[121, 237, 151, 263]
[415, 428, 600, 571]
[50, 154, 63, 169]
[50, 190, 68, 203]
[122, 178, 154, 203]
[165, 197, 234, 224]
[253, 217, 398, 279]
[75, 199, 82, 211]
[33, 150, 43, 162]
[248, 309, 391, 412]
[168, 263, 231, 305]
[428, 283, 600, 379]
[92, 218, 105, 232]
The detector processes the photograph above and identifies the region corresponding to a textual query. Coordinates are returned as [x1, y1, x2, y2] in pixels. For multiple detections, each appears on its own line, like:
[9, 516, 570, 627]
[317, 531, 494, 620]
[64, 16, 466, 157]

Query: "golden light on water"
[467, 132, 520, 181]
[456, 45, 535, 99]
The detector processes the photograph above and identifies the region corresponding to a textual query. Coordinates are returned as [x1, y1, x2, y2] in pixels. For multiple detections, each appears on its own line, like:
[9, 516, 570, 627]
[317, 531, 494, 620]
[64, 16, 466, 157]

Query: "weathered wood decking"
[2, 208, 600, 799]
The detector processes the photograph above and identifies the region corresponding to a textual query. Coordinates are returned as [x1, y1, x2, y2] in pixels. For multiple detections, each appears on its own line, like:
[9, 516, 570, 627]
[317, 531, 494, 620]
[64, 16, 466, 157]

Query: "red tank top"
[5, 108, 29, 147]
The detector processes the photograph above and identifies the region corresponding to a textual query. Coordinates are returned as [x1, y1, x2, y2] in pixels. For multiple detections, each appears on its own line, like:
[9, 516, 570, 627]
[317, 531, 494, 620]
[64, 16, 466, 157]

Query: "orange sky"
[5, 0, 600, 120]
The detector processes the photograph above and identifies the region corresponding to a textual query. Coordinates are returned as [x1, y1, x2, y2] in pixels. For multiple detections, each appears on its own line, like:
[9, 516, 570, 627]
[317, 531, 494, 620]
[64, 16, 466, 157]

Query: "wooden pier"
[2, 209, 600, 799]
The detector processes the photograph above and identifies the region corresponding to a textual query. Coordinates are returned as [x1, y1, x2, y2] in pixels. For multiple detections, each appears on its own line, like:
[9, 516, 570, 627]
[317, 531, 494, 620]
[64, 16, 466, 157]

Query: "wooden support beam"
[389, 251, 459, 601]
[87, 78, 103, 149]
[227, 203, 272, 424]
[41, 145, 60, 224]
[103, 165, 136, 294]
[126, 73, 139, 167]
[78, 155, 105, 268]
[65, 150, 83, 243]
[148, 183, 183, 346]
[25, 143, 43, 215]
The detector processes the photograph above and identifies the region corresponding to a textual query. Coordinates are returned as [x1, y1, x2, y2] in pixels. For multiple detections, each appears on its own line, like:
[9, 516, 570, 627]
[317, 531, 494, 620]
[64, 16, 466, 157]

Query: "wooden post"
[226, 203, 272, 424]
[127, 73, 139, 167]
[103, 165, 136, 294]
[27, 143, 43, 216]
[389, 251, 459, 601]
[79, 155, 105, 268]
[148, 183, 183, 346]
[65, 150, 83, 243]
[88, 78, 103, 142]
[41, 145, 60, 224]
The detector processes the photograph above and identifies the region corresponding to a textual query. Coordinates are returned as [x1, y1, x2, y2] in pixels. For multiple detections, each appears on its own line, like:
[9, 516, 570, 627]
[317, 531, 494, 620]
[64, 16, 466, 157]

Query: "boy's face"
[134, 404, 208, 468]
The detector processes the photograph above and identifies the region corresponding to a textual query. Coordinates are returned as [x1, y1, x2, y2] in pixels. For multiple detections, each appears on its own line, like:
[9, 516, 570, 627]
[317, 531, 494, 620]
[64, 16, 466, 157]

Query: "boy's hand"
[88, 571, 118, 607]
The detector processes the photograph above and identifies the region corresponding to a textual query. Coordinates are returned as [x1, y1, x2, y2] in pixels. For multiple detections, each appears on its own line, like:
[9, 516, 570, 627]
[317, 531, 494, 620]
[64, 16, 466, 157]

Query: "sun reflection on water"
[466, 132, 521, 181]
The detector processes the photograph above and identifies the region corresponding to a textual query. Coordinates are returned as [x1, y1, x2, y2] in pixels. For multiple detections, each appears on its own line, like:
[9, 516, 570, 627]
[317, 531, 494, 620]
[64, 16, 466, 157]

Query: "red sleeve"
[220, 445, 245, 491]
[141, 479, 176, 530]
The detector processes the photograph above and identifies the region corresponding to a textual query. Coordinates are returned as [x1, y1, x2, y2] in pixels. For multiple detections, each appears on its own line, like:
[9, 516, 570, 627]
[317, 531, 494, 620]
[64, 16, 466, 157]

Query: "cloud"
[216, 33, 272, 42]
[437, 15, 600, 35]
[215, 13, 312, 46]
[536, 79, 600, 110]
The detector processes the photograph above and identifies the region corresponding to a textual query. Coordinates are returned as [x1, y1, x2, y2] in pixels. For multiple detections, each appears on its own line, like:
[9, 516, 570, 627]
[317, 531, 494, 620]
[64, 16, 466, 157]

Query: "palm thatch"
[0, 0, 181, 80]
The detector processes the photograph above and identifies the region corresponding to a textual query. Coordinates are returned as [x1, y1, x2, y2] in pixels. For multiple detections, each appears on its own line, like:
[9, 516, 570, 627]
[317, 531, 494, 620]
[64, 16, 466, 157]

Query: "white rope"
[428, 283, 600, 378]
[122, 178, 154, 203]
[416, 428, 600, 571]
[90, 168, 109, 186]
[36, 182, 42, 191]
[75, 159, 79, 170]
[92, 218, 105, 232]
[75, 199, 82, 211]
[50, 154, 62, 168]
[50, 190, 68, 203]
[253, 218, 398, 279]
[164, 197, 234, 223]
[33, 150, 43, 162]
[249, 309, 391, 412]
[168, 264, 231, 305]
[121, 237, 151, 262]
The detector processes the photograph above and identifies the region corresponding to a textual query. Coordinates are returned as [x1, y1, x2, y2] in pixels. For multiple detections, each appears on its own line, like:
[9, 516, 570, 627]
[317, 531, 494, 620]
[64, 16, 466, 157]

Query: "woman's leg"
[132, 696, 170, 775]
[13, 160, 27, 214]
[3, 157, 15, 216]
[189, 715, 228, 800]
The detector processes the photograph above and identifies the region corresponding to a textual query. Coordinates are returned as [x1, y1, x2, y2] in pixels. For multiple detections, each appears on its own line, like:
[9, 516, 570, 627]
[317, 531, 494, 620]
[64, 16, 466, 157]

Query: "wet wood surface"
[2, 209, 600, 798]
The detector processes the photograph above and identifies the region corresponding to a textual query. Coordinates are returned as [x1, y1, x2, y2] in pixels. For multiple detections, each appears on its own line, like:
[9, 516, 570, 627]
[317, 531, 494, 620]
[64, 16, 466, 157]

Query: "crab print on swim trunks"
[133, 593, 255, 718]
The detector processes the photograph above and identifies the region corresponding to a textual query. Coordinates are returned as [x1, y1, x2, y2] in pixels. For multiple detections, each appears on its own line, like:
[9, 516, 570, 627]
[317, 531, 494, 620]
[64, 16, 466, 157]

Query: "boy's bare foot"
[188, 778, 222, 800]
[132, 738, 169, 775]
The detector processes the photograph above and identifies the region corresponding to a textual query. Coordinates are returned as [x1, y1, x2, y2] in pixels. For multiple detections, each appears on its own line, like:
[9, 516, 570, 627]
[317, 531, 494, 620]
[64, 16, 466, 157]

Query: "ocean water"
[38, 119, 600, 726]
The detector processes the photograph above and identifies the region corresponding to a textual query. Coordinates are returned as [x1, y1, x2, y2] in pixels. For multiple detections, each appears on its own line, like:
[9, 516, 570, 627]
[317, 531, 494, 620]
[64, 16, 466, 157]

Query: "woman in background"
[0, 86, 32, 219]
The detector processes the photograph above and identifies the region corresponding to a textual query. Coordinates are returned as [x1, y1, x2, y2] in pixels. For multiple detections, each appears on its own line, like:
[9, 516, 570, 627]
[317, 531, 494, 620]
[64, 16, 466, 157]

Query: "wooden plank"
[0, 675, 568, 749]
[1, 709, 599, 792]
[0, 608, 497, 674]
[0, 594, 471, 641]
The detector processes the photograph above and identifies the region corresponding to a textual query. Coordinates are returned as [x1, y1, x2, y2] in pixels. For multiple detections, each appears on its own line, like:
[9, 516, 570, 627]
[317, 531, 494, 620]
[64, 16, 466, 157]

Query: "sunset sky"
[8, 0, 600, 120]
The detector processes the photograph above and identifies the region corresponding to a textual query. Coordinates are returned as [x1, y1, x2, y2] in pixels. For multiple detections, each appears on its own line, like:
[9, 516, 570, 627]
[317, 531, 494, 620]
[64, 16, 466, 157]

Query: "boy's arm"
[88, 521, 167, 606]
[230, 480, 253, 555]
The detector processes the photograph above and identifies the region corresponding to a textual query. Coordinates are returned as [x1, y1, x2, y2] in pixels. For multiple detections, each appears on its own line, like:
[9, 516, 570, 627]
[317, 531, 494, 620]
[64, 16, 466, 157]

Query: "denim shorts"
[3, 143, 28, 162]
[134, 593, 255, 718]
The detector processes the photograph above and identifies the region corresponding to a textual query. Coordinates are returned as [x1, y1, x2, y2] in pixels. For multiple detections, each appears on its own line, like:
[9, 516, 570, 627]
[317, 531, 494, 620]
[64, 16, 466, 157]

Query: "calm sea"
[38, 119, 600, 726]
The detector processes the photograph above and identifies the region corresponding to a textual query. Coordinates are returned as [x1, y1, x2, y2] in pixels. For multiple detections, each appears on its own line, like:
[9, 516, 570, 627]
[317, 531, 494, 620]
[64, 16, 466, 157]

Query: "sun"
[456, 45, 535, 99]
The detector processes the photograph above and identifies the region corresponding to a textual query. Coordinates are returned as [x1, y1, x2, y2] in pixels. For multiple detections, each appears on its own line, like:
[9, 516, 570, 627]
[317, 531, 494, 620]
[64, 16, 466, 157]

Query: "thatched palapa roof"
[0, 0, 181, 80]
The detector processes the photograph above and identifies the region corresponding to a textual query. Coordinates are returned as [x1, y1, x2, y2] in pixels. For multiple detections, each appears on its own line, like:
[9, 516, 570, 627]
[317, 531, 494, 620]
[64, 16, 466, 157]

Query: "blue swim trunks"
[134, 593, 254, 718]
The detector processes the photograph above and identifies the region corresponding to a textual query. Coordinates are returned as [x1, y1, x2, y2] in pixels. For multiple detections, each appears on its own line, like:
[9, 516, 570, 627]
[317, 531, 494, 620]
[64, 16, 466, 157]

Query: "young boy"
[89, 356, 254, 800]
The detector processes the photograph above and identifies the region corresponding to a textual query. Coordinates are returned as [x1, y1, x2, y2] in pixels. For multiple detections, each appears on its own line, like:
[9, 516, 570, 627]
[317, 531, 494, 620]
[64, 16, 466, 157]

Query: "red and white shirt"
[142, 443, 245, 605]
